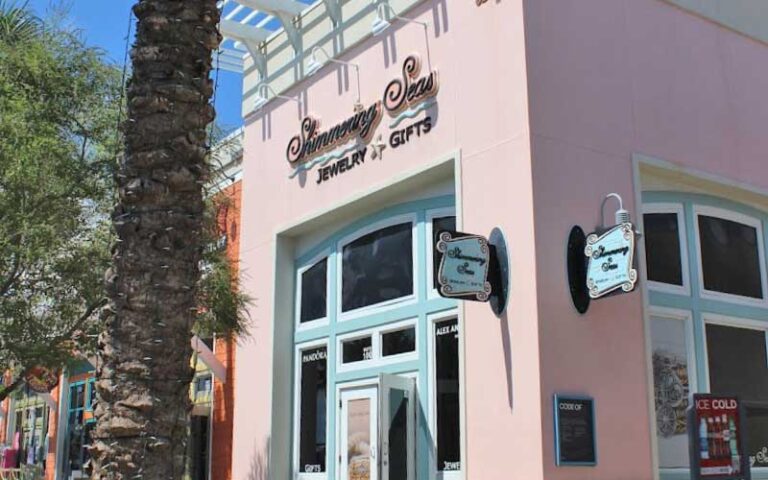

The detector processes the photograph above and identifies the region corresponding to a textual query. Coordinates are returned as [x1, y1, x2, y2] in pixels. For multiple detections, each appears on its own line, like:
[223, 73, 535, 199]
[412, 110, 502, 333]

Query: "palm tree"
[90, 1, 221, 478]
[0, 0, 40, 43]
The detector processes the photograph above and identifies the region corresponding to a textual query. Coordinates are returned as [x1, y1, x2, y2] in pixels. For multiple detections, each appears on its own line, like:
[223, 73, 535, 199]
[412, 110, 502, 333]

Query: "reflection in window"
[650, 316, 691, 468]
[644, 213, 683, 286]
[342, 337, 373, 364]
[382, 327, 416, 357]
[435, 318, 461, 472]
[706, 324, 768, 468]
[299, 347, 327, 473]
[342, 223, 413, 312]
[698, 215, 763, 298]
[300, 258, 328, 323]
[432, 216, 457, 289]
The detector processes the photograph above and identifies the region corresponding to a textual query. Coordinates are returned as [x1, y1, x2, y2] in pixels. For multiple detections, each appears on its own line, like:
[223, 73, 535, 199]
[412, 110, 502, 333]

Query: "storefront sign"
[554, 395, 597, 466]
[288, 54, 440, 181]
[436, 231, 492, 302]
[315, 147, 368, 184]
[584, 222, 637, 299]
[383, 54, 439, 116]
[389, 116, 432, 149]
[688, 394, 751, 480]
[287, 104, 383, 165]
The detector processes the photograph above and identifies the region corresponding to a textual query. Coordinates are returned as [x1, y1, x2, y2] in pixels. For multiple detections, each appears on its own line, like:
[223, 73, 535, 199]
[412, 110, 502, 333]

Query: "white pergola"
[216, 0, 342, 76]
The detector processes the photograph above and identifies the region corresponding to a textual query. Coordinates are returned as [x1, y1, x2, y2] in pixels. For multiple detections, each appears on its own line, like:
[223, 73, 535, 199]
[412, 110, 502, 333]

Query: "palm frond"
[0, 0, 40, 43]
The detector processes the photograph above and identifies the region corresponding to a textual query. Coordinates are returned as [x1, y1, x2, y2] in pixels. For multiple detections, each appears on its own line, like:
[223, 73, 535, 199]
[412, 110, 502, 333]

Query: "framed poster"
[554, 395, 597, 466]
[688, 394, 751, 480]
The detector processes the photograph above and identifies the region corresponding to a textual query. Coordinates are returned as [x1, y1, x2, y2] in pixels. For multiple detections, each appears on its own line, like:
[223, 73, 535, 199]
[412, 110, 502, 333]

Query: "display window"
[693, 206, 767, 305]
[643, 203, 689, 295]
[294, 342, 329, 478]
[644, 195, 768, 479]
[704, 316, 768, 471]
[290, 197, 462, 480]
[432, 315, 462, 476]
[6, 389, 49, 470]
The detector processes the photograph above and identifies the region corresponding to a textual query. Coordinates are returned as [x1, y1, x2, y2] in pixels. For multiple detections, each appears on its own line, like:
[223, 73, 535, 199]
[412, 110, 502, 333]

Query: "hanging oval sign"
[436, 231, 492, 302]
[584, 222, 638, 299]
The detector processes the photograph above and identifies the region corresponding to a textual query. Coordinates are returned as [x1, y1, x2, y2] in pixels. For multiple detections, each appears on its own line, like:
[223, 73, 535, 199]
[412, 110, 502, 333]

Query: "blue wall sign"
[436, 231, 492, 302]
[584, 222, 637, 299]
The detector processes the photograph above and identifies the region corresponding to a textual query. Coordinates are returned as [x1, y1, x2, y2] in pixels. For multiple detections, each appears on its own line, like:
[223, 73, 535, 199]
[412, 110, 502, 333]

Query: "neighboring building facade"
[220, 0, 768, 479]
[0, 131, 243, 480]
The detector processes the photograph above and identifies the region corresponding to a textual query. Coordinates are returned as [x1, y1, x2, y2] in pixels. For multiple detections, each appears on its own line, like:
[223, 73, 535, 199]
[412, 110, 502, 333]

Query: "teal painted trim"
[294, 297, 457, 343]
[86, 378, 96, 411]
[644, 192, 768, 475]
[66, 359, 95, 377]
[290, 195, 458, 479]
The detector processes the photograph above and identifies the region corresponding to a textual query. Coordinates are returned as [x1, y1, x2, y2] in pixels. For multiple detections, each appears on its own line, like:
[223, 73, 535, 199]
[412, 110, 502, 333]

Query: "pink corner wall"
[233, 0, 546, 478]
[524, 0, 768, 478]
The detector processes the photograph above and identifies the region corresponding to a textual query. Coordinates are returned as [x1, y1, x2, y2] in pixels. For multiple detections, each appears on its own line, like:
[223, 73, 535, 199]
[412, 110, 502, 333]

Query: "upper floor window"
[300, 257, 328, 324]
[696, 209, 765, 300]
[341, 221, 414, 313]
[644, 211, 684, 287]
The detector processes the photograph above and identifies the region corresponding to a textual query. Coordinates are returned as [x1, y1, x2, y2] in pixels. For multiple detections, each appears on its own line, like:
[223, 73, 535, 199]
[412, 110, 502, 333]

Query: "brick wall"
[210, 179, 241, 480]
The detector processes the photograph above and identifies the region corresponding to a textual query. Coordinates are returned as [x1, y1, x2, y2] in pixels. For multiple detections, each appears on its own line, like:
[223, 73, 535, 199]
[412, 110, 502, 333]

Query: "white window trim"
[426, 309, 464, 480]
[336, 214, 419, 321]
[295, 249, 332, 332]
[292, 338, 330, 480]
[336, 318, 419, 373]
[693, 205, 768, 307]
[642, 203, 690, 296]
[426, 207, 457, 300]
[649, 306, 698, 395]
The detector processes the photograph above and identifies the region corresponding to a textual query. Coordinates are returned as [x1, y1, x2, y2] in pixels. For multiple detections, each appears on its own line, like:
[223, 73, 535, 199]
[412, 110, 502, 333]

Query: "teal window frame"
[86, 377, 96, 412]
[290, 195, 460, 480]
[645, 192, 768, 480]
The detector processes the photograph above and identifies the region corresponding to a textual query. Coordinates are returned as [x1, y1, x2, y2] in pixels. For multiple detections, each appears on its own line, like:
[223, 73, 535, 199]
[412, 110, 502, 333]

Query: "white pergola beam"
[234, 0, 306, 17]
[323, 0, 341, 24]
[220, 18, 271, 44]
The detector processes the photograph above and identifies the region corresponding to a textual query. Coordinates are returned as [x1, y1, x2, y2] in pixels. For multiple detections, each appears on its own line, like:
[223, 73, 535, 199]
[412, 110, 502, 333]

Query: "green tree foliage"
[0, 3, 121, 399]
[0, 2, 247, 403]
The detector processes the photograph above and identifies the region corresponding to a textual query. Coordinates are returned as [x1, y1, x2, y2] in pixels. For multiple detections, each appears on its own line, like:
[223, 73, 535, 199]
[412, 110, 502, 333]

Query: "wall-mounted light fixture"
[371, 2, 428, 36]
[371, 2, 432, 69]
[253, 82, 302, 112]
[305, 46, 363, 110]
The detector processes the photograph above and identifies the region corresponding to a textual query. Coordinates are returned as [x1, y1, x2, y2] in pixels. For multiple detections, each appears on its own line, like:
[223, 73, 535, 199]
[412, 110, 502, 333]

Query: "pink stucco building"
[219, 0, 768, 479]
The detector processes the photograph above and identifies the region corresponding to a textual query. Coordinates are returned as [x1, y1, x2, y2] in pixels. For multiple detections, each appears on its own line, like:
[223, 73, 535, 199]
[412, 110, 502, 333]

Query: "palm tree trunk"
[90, 1, 220, 478]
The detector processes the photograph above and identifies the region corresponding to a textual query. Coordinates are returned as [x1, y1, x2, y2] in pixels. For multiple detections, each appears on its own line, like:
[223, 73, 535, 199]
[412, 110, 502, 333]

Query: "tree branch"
[0, 297, 107, 402]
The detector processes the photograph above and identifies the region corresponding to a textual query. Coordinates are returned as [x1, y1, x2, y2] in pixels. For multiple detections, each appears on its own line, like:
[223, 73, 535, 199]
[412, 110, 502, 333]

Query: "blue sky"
[27, 0, 245, 131]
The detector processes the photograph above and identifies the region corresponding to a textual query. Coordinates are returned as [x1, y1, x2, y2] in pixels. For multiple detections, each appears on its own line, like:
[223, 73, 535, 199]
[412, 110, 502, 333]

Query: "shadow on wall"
[246, 437, 271, 480]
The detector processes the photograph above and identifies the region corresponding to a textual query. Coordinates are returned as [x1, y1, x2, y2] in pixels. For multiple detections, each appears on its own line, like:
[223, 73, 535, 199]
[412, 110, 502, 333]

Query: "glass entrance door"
[379, 374, 415, 480]
[339, 386, 378, 480]
[337, 376, 415, 480]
